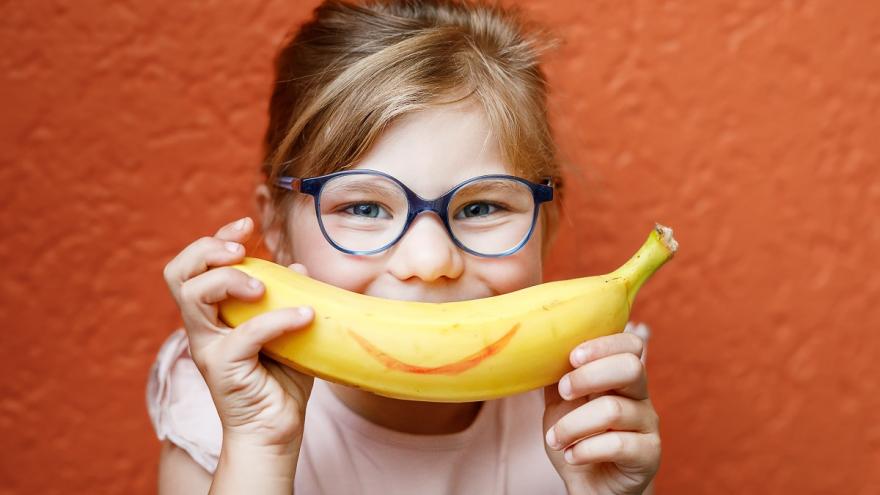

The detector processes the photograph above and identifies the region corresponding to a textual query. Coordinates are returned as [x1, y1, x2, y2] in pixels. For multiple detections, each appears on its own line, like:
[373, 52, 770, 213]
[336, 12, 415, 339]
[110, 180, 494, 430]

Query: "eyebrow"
[453, 179, 524, 195]
[328, 181, 400, 196]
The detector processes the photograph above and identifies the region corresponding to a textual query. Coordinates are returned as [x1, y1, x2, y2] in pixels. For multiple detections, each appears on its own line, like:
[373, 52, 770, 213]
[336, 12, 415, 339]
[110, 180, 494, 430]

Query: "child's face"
[277, 99, 544, 302]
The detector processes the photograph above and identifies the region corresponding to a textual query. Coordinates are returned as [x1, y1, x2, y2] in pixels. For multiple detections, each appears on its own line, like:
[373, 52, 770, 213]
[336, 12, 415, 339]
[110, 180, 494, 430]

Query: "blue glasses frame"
[275, 169, 554, 258]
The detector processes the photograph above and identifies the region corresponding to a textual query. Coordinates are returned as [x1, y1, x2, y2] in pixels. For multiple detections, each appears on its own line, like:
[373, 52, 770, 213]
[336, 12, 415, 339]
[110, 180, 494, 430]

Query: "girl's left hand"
[542, 331, 661, 495]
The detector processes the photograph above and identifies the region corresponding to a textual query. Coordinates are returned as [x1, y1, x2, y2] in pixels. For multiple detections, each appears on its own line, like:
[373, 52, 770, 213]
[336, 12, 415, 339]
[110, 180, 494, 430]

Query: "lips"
[347, 323, 519, 375]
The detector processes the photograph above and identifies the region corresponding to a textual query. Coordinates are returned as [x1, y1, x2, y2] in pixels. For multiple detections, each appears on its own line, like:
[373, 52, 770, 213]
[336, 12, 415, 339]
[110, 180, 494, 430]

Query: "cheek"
[475, 228, 544, 294]
[286, 202, 381, 292]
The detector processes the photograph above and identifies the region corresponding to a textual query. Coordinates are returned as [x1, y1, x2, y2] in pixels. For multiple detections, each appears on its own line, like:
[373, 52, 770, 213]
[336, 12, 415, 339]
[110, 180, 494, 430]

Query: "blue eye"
[457, 202, 499, 218]
[344, 203, 387, 218]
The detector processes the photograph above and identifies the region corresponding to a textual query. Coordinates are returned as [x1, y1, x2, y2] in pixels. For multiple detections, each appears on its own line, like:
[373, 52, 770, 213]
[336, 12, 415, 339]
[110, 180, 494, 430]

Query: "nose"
[386, 212, 464, 283]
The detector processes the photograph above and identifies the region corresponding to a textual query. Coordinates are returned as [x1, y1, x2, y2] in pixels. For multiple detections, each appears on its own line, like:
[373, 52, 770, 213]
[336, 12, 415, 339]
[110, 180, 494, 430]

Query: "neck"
[327, 382, 484, 434]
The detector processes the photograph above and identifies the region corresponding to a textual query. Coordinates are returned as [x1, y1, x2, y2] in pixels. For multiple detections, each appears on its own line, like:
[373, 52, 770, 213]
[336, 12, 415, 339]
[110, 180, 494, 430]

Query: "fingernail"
[297, 306, 313, 319]
[247, 277, 262, 290]
[234, 217, 248, 230]
[559, 375, 572, 399]
[564, 448, 574, 464]
[225, 242, 241, 253]
[572, 347, 587, 366]
[545, 428, 560, 450]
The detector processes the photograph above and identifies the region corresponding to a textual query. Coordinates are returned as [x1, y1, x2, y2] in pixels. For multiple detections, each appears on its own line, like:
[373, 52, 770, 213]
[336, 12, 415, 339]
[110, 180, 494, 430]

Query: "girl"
[148, 0, 661, 493]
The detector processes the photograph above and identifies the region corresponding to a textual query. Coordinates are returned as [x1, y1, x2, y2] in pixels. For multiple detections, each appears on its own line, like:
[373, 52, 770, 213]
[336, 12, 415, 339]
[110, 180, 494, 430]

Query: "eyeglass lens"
[316, 174, 537, 255]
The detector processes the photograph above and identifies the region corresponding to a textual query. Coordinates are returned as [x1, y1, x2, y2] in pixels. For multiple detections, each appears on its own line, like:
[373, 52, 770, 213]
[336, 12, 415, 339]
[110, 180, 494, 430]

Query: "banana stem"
[611, 223, 679, 309]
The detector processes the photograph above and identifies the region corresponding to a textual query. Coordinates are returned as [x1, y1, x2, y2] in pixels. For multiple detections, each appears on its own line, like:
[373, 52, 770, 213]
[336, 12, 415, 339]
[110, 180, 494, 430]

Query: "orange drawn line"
[347, 324, 519, 375]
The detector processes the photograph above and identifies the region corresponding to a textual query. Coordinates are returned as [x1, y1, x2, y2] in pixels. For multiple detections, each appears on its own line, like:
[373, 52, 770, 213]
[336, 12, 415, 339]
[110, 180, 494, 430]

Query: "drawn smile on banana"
[346, 324, 519, 375]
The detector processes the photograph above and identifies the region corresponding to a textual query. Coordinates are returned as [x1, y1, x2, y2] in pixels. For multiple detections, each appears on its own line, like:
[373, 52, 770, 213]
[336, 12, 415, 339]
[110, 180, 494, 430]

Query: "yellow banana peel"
[218, 223, 678, 402]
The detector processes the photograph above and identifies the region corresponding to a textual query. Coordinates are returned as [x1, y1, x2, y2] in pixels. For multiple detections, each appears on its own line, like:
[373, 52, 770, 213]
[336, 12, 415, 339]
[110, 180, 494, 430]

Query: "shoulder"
[146, 329, 222, 474]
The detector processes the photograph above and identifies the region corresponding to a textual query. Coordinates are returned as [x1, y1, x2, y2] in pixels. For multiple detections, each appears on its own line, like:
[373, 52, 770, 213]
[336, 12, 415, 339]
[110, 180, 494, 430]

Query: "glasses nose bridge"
[393, 195, 458, 259]
[407, 193, 450, 224]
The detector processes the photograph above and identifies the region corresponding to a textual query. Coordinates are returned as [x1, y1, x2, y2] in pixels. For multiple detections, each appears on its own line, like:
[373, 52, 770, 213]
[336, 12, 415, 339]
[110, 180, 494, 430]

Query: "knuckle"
[196, 235, 216, 247]
[601, 396, 624, 423]
[650, 409, 661, 431]
[650, 433, 661, 453]
[162, 261, 176, 285]
[622, 353, 644, 380]
[626, 332, 644, 356]
[178, 281, 199, 305]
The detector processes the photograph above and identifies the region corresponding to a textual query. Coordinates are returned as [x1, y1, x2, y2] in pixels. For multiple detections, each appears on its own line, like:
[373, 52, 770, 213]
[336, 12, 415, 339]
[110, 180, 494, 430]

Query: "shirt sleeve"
[145, 328, 222, 473]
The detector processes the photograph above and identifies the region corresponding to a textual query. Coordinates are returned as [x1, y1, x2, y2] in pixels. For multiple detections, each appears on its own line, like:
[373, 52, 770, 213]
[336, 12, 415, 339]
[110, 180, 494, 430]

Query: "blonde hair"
[262, 0, 564, 261]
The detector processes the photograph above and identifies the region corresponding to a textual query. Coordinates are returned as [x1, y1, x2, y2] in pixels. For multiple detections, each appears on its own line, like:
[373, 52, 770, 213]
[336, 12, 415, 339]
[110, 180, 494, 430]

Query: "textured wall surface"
[1, 0, 878, 493]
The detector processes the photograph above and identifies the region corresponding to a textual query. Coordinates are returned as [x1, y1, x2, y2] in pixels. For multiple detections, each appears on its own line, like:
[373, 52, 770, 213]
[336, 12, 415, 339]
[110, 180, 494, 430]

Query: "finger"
[546, 395, 659, 451]
[163, 218, 253, 293]
[214, 216, 254, 243]
[559, 352, 648, 401]
[222, 307, 315, 363]
[164, 236, 247, 301]
[183, 267, 265, 306]
[177, 267, 266, 348]
[563, 431, 661, 470]
[570, 332, 645, 368]
[179, 265, 264, 318]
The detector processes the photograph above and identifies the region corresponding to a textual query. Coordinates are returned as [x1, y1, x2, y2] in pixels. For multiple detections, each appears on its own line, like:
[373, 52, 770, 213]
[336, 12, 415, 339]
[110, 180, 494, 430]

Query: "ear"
[255, 183, 282, 259]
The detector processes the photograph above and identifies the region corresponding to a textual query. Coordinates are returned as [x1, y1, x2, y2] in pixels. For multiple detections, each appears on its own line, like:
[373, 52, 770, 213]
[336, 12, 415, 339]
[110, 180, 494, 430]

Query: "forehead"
[351, 100, 515, 197]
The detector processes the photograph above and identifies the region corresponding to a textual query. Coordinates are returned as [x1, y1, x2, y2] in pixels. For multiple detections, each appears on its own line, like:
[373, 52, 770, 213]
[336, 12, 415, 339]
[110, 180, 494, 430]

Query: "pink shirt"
[147, 323, 649, 494]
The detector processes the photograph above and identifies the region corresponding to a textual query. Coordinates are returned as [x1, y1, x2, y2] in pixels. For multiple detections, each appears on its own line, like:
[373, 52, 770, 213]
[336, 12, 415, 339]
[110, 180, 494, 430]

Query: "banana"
[218, 223, 678, 402]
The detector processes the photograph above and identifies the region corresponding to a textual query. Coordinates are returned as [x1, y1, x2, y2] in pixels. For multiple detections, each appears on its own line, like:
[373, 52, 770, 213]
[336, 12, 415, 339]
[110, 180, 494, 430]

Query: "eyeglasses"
[274, 169, 554, 258]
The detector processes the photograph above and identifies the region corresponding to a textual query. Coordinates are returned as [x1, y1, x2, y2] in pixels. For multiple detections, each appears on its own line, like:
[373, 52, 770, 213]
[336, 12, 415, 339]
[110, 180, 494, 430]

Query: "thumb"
[261, 355, 314, 409]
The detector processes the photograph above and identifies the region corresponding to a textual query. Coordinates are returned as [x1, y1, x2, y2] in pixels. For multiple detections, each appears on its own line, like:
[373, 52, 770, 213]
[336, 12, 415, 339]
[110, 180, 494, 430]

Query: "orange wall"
[1, 1, 878, 493]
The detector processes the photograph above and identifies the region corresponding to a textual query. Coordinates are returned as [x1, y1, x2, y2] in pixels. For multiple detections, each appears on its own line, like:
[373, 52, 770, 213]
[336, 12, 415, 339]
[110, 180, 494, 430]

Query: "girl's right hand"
[163, 216, 315, 450]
